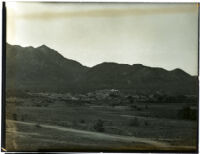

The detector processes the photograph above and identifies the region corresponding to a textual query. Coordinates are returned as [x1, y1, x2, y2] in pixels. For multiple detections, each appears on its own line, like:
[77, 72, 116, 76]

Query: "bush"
[129, 117, 140, 127]
[178, 106, 197, 120]
[136, 107, 142, 111]
[127, 96, 134, 103]
[93, 119, 105, 132]
[109, 93, 118, 98]
[144, 121, 149, 127]
[130, 104, 136, 109]
[80, 119, 85, 123]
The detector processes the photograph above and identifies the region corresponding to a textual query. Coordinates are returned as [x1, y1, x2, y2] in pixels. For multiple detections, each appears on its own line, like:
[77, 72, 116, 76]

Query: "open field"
[5, 91, 198, 152]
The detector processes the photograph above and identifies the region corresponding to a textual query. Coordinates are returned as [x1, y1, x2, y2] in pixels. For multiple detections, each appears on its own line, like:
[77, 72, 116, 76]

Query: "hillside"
[6, 43, 88, 92]
[6, 43, 198, 95]
[80, 62, 197, 94]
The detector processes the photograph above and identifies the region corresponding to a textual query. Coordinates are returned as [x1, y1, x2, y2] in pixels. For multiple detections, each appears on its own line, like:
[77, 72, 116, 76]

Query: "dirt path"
[7, 119, 169, 148]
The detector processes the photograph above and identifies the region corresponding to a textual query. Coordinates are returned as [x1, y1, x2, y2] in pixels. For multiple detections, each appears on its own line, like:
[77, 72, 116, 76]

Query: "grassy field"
[5, 92, 198, 152]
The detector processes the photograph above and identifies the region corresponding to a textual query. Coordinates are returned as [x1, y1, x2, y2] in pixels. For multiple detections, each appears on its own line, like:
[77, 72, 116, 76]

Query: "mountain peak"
[37, 44, 59, 55]
[38, 44, 50, 50]
[6, 43, 197, 95]
[171, 68, 190, 77]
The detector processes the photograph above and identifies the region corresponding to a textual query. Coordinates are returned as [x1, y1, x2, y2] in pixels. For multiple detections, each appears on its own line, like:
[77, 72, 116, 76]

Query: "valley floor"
[5, 92, 198, 152]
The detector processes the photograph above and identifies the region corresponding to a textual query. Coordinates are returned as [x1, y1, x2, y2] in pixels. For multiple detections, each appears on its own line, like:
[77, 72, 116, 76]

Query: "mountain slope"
[80, 62, 198, 95]
[6, 44, 198, 95]
[6, 43, 88, 91]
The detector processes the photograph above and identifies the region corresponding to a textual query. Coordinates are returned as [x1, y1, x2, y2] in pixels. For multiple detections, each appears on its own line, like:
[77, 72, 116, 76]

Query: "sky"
[6, 2, 198, 75]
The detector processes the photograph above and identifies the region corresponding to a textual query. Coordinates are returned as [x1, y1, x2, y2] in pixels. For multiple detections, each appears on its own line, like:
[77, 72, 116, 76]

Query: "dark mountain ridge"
[80, 62, 197, 94]
[6, 43, 198, 95]
[6, 43, 88, 91]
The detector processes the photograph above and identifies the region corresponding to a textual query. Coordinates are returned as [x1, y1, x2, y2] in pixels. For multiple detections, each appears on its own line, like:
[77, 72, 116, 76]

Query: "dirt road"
[7, 119, 169, 148]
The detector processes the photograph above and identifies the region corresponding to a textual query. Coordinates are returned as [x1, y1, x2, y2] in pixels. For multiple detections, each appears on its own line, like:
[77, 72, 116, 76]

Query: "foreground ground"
[5, 91, 198, 152]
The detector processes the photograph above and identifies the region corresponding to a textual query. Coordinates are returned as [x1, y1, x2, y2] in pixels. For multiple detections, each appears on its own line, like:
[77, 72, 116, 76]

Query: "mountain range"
[6, 43, 198, 95]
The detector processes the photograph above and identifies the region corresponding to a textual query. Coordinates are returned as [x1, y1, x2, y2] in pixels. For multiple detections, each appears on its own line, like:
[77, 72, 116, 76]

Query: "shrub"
[93, 119, 105, 132]
[136, 107, 142, 111]
[129, 117, 140, 127]
[80, 119, 85, 123]
[127, 96, 134, 103]
[178, 106, 197, 120]
[130, 104, 137, 111]
[144, 121, 149, 127]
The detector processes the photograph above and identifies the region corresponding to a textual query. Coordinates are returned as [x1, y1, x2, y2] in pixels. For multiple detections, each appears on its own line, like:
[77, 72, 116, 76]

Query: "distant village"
[28, 89, 197, 105]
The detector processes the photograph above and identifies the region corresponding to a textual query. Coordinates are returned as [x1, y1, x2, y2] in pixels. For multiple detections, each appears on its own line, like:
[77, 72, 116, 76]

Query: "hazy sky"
[6, 2, 198, 75]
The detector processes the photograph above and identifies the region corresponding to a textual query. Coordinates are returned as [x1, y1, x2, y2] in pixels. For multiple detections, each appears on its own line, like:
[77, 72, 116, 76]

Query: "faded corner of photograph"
[4, 1, 199, 152]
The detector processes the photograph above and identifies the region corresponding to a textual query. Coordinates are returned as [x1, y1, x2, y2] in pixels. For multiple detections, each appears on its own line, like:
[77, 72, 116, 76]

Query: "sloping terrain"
[6, 43, 198, 95]
[6, 43, 88, 92]
[81, 62, 197, 94]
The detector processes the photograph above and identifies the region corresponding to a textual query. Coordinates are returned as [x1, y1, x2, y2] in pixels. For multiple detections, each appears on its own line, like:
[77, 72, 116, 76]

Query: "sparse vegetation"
[80, 119, 85, 123]
[5, 91, 198, 151]
[13, 114, 17, 120]
[93, 119, 105, 132]
[178, 106, 197, 120]
[130, 104, 137, 110]
[144, 121, 149, 127]
[129, 117, 140, 127]
[136, 107, 142, 111]
[6, 90, 31, 98]
[127, 95, 134, 103]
